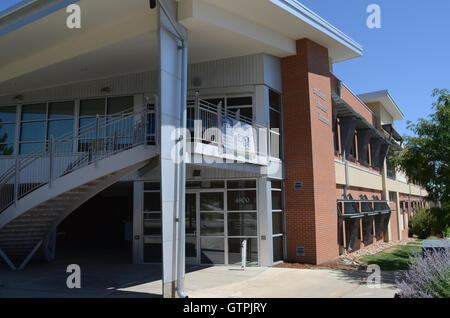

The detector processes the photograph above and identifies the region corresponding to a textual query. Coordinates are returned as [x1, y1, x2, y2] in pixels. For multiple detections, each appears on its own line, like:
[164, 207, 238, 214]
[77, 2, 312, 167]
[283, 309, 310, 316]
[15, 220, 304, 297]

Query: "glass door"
[185, 193, 199, 264]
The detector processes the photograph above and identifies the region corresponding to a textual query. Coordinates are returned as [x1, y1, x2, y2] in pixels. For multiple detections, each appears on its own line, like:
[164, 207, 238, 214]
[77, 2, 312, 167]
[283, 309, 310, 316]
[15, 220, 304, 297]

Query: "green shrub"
[429, 207, 450, 237]
[409, 207, 431, 239]
[410, 207, 450, 239]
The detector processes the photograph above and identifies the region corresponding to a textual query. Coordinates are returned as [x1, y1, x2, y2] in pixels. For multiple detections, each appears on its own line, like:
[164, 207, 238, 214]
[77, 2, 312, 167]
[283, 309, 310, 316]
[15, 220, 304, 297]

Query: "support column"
[158, 0, 187, 298]
[133, 181, 144, 264]
[281, 39, 337, 265]
[396, 192, 403, 240]
[381, 160, 392, 242]
[258, 178, 273, 267]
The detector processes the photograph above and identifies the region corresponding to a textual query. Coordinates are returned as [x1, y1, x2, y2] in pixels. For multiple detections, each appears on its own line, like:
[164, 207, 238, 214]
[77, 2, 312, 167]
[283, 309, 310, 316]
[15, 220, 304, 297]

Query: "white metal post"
[241, 239, 247, 270]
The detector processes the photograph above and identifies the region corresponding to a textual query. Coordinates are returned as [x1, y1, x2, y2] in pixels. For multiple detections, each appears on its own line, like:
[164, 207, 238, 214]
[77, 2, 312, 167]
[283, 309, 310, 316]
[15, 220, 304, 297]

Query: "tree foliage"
[391, 89, 450, 207]
[0, 119, 14, 156]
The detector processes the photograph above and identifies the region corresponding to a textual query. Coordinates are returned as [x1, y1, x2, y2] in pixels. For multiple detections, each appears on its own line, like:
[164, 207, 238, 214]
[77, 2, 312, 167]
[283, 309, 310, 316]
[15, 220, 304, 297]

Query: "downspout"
[157, 0, 188, 299]
[343, 150, 349, 198]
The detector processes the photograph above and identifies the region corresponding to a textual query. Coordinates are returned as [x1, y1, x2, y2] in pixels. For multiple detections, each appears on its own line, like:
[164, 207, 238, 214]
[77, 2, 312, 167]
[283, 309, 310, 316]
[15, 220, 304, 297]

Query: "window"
[226, 179, 258, 266]
[227, 190, 257, 211]
[389, 192, 396, 203]
[78, 96, 133, 151]
[19, 102, 75, 154]
[0, 106, 16, 155]
[386, 157, 395, 179]
[143, 182, 162, 263]
[348, 133, 357, 161]
[269, 90, 282, 159]
[333, 119, 340, 153]
[226, 97, 253, 121]
[271, 180, 284, 263]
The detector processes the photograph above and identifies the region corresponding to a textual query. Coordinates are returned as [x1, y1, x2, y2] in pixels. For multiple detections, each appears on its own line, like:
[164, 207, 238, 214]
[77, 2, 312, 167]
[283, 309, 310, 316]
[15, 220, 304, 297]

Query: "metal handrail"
[0, 107, 155, 213]
[0, 94, 269, 213]
[187, 95, 268, 159]
[0, 106, 136, 184]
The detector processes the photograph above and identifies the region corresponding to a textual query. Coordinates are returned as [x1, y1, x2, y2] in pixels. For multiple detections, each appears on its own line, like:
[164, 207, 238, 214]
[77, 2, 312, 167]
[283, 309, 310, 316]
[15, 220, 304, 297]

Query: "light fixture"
[100, 87, 111, 94]
[192, 77, 202, 87]
[193, 170, 201, 178]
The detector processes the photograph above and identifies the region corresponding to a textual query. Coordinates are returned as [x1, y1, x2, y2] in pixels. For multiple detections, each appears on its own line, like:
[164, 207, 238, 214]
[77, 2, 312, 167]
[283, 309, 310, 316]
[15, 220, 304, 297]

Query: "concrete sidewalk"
[184, 267, 398, 298]
[118, 266, 399, 298]
[0, 251, 398, 298]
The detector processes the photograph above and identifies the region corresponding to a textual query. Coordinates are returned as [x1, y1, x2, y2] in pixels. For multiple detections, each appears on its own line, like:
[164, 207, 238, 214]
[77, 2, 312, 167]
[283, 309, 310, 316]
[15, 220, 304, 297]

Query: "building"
[0, 0, 427, 297]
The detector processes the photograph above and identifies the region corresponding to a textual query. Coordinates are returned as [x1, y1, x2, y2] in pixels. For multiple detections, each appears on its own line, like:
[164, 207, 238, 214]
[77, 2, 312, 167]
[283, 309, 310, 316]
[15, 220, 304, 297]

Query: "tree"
[391, 89, 450, 207]
[0, 119, 14, 156]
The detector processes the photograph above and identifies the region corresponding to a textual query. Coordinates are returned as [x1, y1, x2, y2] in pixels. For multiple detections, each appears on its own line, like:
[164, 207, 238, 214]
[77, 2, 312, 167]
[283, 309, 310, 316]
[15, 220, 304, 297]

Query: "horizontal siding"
[0, 54, 279, 106]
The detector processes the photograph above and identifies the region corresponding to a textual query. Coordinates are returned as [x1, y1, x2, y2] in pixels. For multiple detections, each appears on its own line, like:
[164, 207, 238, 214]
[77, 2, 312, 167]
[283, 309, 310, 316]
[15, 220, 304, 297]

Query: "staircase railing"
[0, 108, 156, 213]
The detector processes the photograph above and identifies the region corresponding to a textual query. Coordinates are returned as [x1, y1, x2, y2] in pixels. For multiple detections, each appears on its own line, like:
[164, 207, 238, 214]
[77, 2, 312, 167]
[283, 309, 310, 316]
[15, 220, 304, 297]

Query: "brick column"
[281, 39, 338, 265]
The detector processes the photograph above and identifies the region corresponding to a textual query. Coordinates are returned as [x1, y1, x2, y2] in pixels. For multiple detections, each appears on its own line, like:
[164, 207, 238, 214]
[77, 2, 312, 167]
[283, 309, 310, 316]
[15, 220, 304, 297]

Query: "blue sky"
[0, 0, 29, 14]
[299, 0, 450, 136]
[1, 1, 449, 136]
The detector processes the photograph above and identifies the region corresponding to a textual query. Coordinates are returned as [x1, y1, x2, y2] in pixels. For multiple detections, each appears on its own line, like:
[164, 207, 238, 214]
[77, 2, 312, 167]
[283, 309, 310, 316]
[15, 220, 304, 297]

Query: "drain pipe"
[157, 0, 188, 299]
[343, 150, 350, 198]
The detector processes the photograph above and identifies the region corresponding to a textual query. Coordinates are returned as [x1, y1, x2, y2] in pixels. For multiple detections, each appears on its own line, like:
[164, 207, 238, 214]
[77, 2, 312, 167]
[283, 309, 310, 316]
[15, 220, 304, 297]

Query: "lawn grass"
[359, 240, 423, 271]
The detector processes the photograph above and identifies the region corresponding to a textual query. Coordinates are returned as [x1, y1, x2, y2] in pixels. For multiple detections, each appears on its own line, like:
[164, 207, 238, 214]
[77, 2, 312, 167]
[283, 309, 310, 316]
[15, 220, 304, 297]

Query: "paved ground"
[0, 248, 399, 298]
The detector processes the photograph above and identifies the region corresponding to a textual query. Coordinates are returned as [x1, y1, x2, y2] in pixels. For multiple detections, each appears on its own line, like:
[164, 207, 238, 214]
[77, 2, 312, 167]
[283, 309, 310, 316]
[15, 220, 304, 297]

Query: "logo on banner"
[222, 116, 256, 158]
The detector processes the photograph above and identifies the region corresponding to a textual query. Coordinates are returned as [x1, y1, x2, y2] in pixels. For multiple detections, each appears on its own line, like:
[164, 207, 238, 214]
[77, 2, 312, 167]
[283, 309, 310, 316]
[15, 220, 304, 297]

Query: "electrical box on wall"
[296, 246, 306, 257]
[294, 182, 303, 191]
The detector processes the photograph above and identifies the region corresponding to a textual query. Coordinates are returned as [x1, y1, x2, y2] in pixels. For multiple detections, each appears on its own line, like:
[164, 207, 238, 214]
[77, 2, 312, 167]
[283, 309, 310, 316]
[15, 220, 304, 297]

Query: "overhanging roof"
[382, 124, 403, 142]
[331, 91, 388, 143]
[0, 0, 363, 96]
[201, 0, 363, 63]
[358, 90, 405, 121]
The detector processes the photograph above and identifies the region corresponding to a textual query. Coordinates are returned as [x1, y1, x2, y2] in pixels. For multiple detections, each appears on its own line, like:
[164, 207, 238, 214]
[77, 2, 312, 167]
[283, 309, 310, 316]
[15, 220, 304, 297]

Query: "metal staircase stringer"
[0, 145, 157, 230]
[41, 158, 152, 261]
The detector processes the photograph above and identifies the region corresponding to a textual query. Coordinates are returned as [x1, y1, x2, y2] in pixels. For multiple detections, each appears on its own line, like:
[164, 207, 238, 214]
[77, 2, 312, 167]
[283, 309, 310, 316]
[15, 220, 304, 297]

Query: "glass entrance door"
[185, 193, 198, 264]
[185, 191, 226, 265]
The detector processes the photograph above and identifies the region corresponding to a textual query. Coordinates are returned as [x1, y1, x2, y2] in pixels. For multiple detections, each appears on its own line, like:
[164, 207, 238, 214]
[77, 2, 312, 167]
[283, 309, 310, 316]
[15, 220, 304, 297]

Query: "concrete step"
[7, 218, 55, 224]
[0, 225, 50, 232]
[0, 237, 43, 244]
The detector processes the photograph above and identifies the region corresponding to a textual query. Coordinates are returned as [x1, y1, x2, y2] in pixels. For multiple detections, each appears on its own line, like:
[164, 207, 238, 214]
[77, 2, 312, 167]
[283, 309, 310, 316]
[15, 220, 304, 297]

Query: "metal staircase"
[0, 107, 158, 270]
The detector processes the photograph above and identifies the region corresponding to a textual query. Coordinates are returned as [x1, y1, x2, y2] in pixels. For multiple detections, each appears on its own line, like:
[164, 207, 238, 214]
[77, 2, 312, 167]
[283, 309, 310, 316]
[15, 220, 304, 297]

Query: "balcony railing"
[0, 108, 155, 213]
[0, 94, 271, 191]
[187, 94, 269, 162]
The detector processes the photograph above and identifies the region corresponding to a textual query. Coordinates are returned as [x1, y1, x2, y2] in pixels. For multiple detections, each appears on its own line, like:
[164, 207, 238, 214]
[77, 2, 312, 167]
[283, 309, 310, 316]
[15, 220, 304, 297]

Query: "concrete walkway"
[0, 250, 398, 298]
[183, 267, 399, 298]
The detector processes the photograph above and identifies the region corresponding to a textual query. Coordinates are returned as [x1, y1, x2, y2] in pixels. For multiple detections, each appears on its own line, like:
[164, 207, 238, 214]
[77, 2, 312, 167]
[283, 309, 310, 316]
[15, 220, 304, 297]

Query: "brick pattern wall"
[340, 85, 377, 127]
[282, 39, 338, 265]
[390, 201, 400, 241]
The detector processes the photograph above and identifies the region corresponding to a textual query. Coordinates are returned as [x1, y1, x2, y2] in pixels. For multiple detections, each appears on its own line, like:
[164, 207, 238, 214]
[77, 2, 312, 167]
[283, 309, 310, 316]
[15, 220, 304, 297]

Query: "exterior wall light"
[192, 77, 202, 87]
[100, 87, 111, 94]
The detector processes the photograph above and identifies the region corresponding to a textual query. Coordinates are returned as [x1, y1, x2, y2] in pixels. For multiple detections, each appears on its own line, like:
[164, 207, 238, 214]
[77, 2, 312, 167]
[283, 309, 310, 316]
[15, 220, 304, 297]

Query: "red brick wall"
[389, 201, 400, 241]
[340, 84, 377, 127]
[282, 39, 338, 265]
[335, 185, 383, 201]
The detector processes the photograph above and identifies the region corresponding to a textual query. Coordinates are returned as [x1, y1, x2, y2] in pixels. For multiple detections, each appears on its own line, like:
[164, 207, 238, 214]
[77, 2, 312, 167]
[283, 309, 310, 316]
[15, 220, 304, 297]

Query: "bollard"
[241, 239, 247, 270]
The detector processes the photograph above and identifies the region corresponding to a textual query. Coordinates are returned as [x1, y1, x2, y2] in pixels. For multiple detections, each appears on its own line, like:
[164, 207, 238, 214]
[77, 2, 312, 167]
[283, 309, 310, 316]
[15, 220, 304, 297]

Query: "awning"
[382, 124, 403, 142]
[337, 199, 392, 219]
[331, 92, 387, 141]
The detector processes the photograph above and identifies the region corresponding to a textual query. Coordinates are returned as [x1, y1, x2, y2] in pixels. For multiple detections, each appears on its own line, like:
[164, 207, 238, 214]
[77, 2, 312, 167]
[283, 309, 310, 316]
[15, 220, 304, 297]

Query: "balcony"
[0, 96, 271, 181]
[186, 95, 270, 166]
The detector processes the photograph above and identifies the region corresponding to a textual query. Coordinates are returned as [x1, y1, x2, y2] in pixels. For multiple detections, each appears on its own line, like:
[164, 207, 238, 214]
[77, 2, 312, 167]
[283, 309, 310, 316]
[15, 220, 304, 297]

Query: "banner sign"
[221, 116, 256, 157]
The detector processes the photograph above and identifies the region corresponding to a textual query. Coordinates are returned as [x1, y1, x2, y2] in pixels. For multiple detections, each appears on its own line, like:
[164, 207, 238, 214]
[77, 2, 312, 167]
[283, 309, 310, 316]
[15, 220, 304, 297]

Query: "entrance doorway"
[185, 190, 226, 265]
[140, 180, 259, 266]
